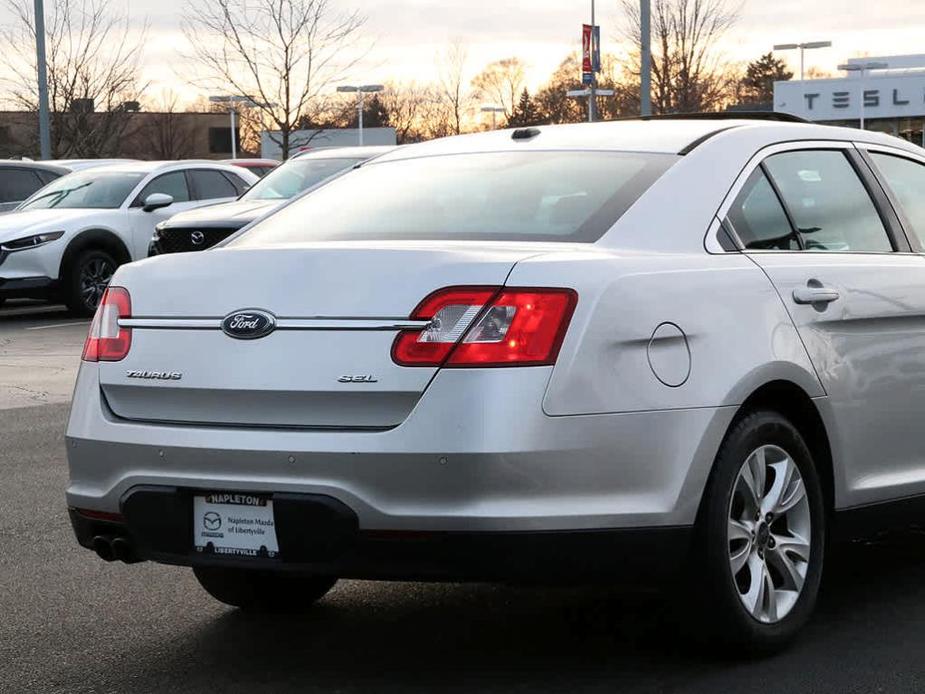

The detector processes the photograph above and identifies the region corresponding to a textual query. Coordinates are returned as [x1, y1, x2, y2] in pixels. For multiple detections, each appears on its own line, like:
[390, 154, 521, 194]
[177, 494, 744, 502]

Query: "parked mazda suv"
[149, 146, 395, 255]
[0, 160, 257, 314]
[66, 117, 925, 652]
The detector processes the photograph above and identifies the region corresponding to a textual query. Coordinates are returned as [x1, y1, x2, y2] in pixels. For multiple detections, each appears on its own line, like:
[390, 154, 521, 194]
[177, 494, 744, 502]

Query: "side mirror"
[142, 193, 174, 212]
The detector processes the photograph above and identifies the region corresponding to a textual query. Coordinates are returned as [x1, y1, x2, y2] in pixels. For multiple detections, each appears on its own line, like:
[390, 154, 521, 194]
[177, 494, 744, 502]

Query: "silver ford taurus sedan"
[66, 116, 925, 652]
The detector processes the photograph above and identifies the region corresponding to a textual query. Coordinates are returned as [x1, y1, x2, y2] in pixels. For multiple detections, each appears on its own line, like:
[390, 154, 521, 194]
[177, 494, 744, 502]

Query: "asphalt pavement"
[2, 301, 925, 693]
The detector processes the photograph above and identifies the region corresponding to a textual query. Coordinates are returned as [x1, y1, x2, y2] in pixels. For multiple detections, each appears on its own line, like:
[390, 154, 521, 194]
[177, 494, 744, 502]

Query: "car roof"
[370, 119, 917, 162]
[78, 160, 251, 175]
[0, 159, 69, 174]
[223, 158, 279, 167]
[292, 145, 398, 161]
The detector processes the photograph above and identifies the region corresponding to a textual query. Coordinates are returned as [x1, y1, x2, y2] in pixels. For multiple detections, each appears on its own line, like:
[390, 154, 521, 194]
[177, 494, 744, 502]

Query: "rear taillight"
[82, 287, 132, 362]
[392, 286, 577, 367]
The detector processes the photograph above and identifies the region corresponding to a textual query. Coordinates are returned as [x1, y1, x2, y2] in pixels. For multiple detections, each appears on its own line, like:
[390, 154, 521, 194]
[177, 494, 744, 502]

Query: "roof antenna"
[511, 128, 541, 141]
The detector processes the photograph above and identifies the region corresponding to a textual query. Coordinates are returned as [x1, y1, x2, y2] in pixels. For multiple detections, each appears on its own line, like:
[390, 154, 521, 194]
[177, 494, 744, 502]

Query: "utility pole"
[34, 0, 51, 159]
[640, 0, 652, 116]
[589, 0, 596, 122]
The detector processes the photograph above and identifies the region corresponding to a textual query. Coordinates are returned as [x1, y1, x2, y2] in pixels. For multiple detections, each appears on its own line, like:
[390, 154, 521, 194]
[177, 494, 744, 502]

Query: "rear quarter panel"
[505, 249, 823, 416]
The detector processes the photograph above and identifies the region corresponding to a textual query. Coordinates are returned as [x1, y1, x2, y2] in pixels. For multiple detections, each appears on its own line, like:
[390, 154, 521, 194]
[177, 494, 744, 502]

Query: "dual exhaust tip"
[91, 535, 139, 564]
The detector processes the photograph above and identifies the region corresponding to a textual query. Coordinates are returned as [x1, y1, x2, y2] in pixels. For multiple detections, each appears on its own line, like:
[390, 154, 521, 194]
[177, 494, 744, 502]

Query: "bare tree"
[378, 83, 427, 144]
[470, 57, 527, 121]
[620, 0, 740, 114]
[184, 0, 365, 159]
[436, 41, 471, 135]
[0, 0, 147, 157]
[137, 90, 197, 159]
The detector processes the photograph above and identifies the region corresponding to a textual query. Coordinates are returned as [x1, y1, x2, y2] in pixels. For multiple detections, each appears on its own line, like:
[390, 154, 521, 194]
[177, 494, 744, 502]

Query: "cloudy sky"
[8, 0, 925, 105]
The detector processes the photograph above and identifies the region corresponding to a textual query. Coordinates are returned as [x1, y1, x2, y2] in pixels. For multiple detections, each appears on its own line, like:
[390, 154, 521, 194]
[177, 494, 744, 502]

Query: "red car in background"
[223, 158, 278, 178]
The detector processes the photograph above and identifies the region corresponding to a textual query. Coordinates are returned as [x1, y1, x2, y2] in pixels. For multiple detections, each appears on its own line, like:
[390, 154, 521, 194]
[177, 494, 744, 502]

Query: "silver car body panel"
[66, 119, 925, 536]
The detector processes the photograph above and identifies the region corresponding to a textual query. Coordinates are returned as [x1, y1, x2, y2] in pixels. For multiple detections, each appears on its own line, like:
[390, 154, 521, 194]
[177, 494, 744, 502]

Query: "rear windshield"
[230, 151, 676, 245]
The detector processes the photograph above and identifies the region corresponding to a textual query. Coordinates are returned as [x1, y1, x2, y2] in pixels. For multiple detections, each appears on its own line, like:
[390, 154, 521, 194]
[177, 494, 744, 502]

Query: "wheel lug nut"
[765, 513, 773, 522]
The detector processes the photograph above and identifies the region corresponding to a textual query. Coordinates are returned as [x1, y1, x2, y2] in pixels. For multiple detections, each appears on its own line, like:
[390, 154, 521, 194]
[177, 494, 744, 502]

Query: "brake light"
[392, 286, 577, 367]
[82, 287, 132, 362]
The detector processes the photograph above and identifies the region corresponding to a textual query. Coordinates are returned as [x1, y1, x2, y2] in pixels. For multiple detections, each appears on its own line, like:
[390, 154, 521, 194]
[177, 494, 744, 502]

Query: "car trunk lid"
[98, 242, 548, 428]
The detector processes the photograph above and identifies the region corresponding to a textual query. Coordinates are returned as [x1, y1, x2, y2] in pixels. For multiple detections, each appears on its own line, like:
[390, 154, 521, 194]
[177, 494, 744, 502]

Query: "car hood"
[159, 199, 280, 229]
[0, 208, 109, 243]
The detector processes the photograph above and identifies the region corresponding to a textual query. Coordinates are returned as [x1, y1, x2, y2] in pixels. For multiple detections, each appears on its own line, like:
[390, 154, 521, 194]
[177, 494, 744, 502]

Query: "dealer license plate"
[193, 492, 280, 558]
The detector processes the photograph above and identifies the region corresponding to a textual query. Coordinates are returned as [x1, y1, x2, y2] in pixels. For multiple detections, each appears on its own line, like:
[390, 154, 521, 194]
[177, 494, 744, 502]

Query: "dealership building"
[774, 54, 925, 146]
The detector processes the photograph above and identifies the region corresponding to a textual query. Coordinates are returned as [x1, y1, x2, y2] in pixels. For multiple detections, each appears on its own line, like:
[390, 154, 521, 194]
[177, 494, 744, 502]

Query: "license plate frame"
[192, 492, 280, 559]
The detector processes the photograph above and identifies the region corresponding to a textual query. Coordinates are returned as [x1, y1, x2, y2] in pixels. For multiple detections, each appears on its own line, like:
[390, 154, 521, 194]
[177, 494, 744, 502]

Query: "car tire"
[64, 248, 118, 317]
[192, 566, 337, 611]
[689, 409, 825, 655]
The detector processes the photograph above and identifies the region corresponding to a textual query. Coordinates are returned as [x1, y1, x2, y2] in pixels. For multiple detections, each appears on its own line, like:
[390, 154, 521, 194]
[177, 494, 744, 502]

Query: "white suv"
[0, 161, 258, 314]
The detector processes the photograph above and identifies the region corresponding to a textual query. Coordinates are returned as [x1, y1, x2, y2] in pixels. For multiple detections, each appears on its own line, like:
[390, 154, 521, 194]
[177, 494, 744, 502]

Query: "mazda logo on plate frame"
[221, 309, 277, 340]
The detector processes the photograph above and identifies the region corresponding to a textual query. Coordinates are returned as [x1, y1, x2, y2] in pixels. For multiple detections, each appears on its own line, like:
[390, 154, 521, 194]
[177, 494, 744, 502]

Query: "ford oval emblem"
[221, 309, 277, 340]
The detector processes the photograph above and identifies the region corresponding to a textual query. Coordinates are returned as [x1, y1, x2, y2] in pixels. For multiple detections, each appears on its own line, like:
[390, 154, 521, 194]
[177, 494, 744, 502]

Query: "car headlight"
[0, 230, 65, 252]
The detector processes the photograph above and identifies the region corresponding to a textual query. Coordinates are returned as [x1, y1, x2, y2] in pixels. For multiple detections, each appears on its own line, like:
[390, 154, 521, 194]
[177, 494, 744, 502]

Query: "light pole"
[773, 41, 832, 82]
[589, 0, 596, 122]
[480, 105, 504, 130]
[567, 88, 615, 120]
[640, 0, 651, 116]
[838, 61, 889, 130]
[34, 0, 51, 159]
[337, 85, 384, 145]
[209, 95, 260, 159]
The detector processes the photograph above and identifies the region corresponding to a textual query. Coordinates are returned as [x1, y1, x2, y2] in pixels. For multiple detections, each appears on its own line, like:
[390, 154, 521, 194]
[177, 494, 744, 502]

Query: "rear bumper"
[66, 363, 735, 537]
[70, 490, 692, 582]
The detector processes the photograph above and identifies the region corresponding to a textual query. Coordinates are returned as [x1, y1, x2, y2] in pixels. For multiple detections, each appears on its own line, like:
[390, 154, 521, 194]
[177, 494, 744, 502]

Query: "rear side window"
[35, 169, 62, 186]
[726, 169, 798, 250]
[231, 151, 677, 246]
[868, 152, 925, 247]
[191, 170, 239, 200]
[0, 169, 44, 203]
[135, 171, 190, 205]
[763, 150, 892, 252]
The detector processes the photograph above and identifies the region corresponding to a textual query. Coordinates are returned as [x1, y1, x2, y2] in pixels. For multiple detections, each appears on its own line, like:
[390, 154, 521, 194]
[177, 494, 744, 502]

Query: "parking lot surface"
[2, 304, 925, 693]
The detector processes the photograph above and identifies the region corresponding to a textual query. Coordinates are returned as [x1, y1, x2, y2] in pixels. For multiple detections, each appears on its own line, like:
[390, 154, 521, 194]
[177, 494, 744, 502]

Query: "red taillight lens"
[447, 289, 577, 366]
[391, 286, 499, 366]
[392, 286, 577, 367]
[82, 287, 132, 362]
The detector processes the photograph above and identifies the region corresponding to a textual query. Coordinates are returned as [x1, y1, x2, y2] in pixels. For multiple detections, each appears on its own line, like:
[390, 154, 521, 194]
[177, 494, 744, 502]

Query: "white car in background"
[0, 161, 257, 314]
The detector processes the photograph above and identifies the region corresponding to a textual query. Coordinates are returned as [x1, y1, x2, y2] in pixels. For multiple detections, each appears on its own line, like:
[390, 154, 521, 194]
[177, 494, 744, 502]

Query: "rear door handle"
[792, 285, 840, 305]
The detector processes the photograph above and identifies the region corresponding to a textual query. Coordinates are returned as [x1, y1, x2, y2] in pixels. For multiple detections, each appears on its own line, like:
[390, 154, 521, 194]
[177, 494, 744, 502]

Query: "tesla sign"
[775, 74, 925, 121]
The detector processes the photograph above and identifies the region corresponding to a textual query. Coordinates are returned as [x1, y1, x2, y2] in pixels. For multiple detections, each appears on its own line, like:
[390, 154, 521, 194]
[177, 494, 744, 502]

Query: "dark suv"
[0, 161, 69, 212]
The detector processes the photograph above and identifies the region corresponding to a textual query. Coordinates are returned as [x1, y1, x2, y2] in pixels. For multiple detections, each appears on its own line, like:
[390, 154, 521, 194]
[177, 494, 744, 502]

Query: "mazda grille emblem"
[221, 309, 277, 340]
[190, 231, 205, 246]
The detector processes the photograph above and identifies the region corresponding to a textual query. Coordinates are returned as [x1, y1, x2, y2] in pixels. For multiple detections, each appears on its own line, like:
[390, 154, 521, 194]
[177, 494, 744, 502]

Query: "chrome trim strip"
[119, 318, 220, 329]
[120, 318, 430, 331]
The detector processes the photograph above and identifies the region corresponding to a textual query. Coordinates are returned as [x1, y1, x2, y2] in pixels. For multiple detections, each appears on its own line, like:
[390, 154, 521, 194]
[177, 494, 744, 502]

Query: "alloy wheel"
[727, 444, 811, 624]
[79, 257, 114, 311]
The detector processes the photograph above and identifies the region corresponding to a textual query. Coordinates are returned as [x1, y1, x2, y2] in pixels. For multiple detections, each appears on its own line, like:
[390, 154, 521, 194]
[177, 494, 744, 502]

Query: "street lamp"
[209, 95, 263, 159]
[773, 41, 832, 81]
[480, 105, 505, 130]
[838, 61, 889, 130]
[336, 85, 384, 146]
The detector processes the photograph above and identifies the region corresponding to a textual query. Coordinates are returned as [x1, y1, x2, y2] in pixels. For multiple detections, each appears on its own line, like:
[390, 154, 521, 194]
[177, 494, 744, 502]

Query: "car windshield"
[242, 157, 364, 201]
[19, 171, 144, 210]
[231, 151, 677, 245]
